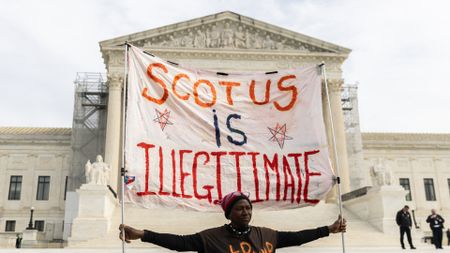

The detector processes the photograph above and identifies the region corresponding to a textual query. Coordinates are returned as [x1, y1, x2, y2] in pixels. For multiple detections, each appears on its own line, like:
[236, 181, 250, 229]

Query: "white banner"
[124, 45, 334, 211]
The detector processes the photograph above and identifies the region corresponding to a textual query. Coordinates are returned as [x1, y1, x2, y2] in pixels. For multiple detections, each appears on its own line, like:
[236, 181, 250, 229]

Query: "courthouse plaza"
[1, 11, 450, 252]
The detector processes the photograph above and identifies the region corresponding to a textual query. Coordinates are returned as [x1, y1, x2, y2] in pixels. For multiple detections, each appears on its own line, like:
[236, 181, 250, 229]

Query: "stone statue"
[275, 36, 284, 50]
[181, 31, 194, 47]
[206, 24, 220, 48]
[221, 22, 234, 48]
[85, 155, 110, 185]
[253, 33, 263, 49]
[370, 161, 393, 187]
[298, 43, 309, 52]
[262, 35, 275, 49]
[275, 40, 284, 50]
[234, 26, 247, 49]
[193, 30, 206, 48]
[170, 35, 181, 47]
[160, 35, 180, 47]
[143, 39, 153, 47]
[245, 30, 253, 48]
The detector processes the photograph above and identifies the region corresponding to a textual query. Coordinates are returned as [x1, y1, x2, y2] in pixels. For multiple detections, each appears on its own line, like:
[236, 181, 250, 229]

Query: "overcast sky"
[1, 0, 449, 133]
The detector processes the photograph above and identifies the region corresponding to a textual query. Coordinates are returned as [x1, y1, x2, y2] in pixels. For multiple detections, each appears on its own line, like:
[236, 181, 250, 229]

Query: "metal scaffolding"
[68, 72, 108, 191]
[341, 85, 354, 112]
[341, 83, 367, 190]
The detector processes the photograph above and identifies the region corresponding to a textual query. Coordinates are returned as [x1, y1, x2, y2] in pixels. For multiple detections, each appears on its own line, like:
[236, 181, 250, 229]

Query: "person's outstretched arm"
[276, 215, 346, 249]
[119, 224, 203, 252]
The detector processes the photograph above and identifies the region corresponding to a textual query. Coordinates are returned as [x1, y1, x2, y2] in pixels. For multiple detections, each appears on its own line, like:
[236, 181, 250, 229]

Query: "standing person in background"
[446, 228, 450, 246]
[426, 209, 445, 249]
[396, 205, 416, 249]
[15, 234, 22, 248]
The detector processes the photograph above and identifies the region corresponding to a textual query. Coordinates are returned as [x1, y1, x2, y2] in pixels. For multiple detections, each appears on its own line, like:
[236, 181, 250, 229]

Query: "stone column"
[323, 79, 351, 195]
[409, 158, 422, 211]
[434, 158, 447, 210]
[104, 72, 123, 193]
[0, 154, 7, 208]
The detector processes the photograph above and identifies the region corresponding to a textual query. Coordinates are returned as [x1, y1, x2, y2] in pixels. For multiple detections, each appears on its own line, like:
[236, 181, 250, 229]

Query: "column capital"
[327, 79, 344, 92]
[103, 49, 125, 68]
[107, 72, 124, 89]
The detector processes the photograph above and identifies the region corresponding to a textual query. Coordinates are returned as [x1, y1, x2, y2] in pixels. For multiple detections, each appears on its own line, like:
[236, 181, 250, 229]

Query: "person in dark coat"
[446, 228, 450, 246]
[426, 209, 445, 249]
[119, 191, 347, 253]
[396, 205, 416, 249]
[15, 234, 22, 248]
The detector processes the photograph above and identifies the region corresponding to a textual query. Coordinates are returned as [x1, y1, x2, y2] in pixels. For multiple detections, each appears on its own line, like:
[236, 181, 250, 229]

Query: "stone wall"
[362, 132, 450, 231]
[0, 127, 72, 244]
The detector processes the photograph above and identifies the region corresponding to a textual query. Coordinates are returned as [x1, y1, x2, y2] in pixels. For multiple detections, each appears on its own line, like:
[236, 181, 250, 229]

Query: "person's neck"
[230, 222, 249, 231]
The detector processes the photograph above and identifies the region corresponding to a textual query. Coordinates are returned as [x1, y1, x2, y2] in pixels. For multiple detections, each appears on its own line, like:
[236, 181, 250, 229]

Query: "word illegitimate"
[136, 142, 322, 205]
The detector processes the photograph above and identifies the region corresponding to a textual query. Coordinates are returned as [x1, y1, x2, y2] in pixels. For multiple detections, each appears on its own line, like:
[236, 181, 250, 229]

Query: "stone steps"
[68, 201, 411, 248]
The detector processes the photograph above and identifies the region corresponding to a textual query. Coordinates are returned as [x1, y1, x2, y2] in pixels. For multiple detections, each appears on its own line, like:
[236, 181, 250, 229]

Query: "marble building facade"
[0, 11, 449, 247]
[0, 127, 71, 246]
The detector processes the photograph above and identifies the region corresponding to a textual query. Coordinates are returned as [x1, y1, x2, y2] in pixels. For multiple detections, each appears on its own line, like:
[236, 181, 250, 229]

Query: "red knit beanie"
[220, 191, 252, 219]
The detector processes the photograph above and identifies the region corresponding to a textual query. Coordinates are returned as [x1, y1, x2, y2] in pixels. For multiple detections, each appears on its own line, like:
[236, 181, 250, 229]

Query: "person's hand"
[119, 224, 144, 243]
[328, 215, 347, 233]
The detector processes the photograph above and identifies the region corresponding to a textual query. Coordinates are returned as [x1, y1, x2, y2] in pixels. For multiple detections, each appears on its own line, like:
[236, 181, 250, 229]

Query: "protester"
[119, 191, 346, 253]
[426, 209, 445, 249]
[396, 205, 416, 249]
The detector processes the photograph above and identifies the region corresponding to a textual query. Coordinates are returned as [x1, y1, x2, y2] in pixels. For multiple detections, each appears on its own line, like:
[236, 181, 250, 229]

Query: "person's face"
[229, 199, 252, 228]
[403, 207, 409, 212]
[432, 209, 436, 215]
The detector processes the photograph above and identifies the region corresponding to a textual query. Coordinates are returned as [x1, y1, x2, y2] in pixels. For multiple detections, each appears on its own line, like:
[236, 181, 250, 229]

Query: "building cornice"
[0, 127, 72, 146]
[362, 132, 450, 150]
[0, 127, 71, 135]
[101, 46, 348, 69]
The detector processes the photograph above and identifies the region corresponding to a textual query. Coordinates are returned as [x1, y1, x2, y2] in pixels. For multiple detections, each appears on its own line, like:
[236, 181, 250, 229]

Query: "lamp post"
[26, 207, 34, 230]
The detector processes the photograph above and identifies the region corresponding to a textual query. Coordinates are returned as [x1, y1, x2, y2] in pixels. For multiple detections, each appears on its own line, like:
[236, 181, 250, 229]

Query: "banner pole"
[320, 62, 346, 253]
[120, 42, 130, 253]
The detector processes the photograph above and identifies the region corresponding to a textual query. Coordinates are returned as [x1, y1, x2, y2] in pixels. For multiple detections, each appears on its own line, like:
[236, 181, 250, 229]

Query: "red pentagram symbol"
[153, 108, 173, 131]
[268, 123, 293, 149]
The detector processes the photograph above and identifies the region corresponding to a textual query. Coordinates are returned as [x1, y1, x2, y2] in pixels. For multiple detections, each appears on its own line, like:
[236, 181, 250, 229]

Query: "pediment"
[100, 11, 350, 55]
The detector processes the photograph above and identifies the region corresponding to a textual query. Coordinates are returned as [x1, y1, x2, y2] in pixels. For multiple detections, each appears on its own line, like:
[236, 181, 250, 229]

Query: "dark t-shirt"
[200, 226, 277, 253]
[142, 224, 329, 253]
